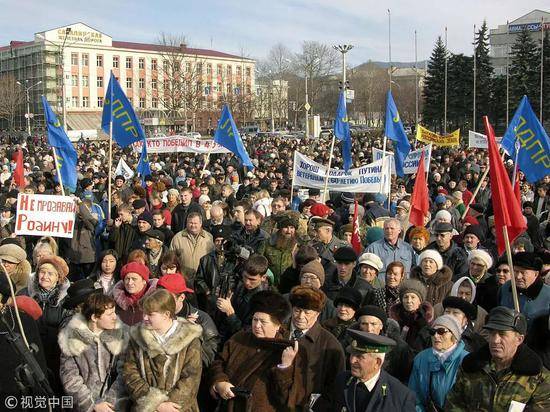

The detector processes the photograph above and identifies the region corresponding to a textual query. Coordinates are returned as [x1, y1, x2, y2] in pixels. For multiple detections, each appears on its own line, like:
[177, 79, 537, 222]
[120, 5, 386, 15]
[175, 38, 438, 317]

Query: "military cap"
[483, 306, 527, 335]
[346, 330, 396, 354]
[433, 221, 454, 234]
[310, 216, 334, 229]
[333, 246, 358, 263]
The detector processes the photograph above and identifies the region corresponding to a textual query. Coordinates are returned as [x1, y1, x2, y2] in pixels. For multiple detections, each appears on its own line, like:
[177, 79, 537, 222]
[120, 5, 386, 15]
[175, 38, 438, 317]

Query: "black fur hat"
[250, 290, 291, 325]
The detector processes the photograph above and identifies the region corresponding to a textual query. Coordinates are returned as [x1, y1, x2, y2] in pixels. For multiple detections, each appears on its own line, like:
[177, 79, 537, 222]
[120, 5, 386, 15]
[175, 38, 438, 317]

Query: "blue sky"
[0, 0, 548, 65]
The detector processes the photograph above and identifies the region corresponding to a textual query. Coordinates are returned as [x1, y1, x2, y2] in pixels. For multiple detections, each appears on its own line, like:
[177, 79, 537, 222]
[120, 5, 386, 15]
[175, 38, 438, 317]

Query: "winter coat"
[526, 314, 550, 370]
[208, 330, 308, 412]
[468, 272, 500, 313]
[108, 222, 138, 263]
[170, 229, 214, 281]
[389, 302, 434, 353]
[498, 277, 550, 327]
[446, 344, 550, 412]
[263, 234, 296, 286]
[321, 316, 356, 349]
[230, 226, 269, 254]
[112, 279, 158, 326]
[363, 285, 401, 315]
[426, 241, 469, 279]
[58, 314, 129, 411]
[332, 369, 416, 412]
[170, 202, 204, 234]
[410, 265, 453, 307]
[123, 319, 203, 412]
[66, 203, 97, 264]
[408, 341, 468, 411]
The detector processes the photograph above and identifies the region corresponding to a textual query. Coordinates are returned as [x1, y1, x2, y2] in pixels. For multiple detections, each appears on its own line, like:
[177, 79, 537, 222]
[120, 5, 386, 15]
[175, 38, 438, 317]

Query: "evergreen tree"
[542, 30, 550, 126]
[447, 53, 473, 132]
[422, 36, 446, 132]
[509, 27, 540, 111]
[490, 75, 508, 133]
[474, 21, 494, 131]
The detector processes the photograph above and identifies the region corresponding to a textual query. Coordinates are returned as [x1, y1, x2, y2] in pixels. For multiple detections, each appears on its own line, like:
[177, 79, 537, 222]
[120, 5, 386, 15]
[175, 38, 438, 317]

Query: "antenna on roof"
[210, 36, 213, 49]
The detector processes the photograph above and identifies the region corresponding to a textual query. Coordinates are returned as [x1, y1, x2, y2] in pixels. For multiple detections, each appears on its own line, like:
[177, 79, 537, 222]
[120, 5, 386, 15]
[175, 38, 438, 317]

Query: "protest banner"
[292, 151, 391, 193]
[372, 145, 432, 175]
[468, 130, 502, 149]
[416, 125, 460, 147]
[133, 136, 230, 154]
[15, 194, 77, 238]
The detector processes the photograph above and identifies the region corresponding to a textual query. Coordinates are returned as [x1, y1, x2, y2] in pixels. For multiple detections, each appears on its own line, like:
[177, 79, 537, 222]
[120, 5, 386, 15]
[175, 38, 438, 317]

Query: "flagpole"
[322, 135, 336, 202]
[511, 140, 521, 189]
[506, 21, 510, 126]
[540, 17, 544, 123]
[52, 147, 65, 196]
[461, 167, 490, 220]
[414, 29, 419, 132]
[502, 226, 521, 312]
[107, 72, 113, 220]
[290, 153, 296, 209]
[444, 26, 448, 134]
[473, 24, 477, 132]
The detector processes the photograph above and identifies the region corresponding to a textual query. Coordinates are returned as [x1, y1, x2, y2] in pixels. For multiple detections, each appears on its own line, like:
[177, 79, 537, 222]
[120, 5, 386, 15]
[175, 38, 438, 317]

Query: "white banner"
[15, 194, 77, 238]
[292, 151, 391, 193]
[468, 130, 503, 148]
[115, 158, 134, 180]
[134, 136, 231, 154]
[372, 145, 432, 175]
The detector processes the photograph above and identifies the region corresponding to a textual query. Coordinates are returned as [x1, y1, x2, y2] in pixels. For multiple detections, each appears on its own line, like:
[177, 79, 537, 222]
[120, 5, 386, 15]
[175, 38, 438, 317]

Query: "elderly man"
[332, 330, 416, 412]
[427, 222, 469, 277]
[365, 218, 416, 278]
[170, 212, 215, 283]
[498, 252, 550, 326]
[287, 285, 345, 411]
[230, 209, 268, 254]
[263, 215, 299, 286]
[446, 307, 550, 411]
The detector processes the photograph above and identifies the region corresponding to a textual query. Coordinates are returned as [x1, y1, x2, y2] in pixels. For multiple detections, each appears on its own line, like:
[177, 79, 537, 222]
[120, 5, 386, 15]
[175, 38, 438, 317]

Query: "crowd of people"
[0, 130, 549, 411]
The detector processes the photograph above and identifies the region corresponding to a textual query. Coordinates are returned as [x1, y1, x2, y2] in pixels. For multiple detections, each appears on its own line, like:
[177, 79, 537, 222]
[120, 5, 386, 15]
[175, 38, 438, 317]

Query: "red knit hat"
[157, 273, 194, 294]
[310, 203, 332, 217]
[120, 262, 150, 282]
[9, 296, 43, 320]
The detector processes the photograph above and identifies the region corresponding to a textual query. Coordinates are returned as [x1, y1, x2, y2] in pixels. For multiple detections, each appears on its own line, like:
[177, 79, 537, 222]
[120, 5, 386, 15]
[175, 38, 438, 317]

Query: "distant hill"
[354, 60, 427, 70]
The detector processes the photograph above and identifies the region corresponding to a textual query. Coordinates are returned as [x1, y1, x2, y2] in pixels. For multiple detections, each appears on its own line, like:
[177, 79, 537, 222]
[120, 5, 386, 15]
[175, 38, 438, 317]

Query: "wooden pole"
[52, 147, 65, 196]
[322, 134, 336, 202]
[107, 74, 113, 220]
[502, 226, 521, 312]
[461, 167, 490, 219]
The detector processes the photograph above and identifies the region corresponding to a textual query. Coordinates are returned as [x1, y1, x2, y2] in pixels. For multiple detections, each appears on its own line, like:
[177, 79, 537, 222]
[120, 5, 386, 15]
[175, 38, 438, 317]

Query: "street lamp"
[333, 45, 353, 87]
[16, 79, 42, 135]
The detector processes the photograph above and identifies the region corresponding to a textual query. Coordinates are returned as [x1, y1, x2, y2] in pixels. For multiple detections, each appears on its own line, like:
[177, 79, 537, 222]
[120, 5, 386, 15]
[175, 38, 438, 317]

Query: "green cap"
[346, 330, 396, 354]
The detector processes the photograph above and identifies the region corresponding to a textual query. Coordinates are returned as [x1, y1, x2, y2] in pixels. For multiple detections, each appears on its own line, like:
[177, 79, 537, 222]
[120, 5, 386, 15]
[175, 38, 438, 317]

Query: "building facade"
[489, 9, 550, 76]
[0, 22, 255, 134]
[254, 79, 289, 130]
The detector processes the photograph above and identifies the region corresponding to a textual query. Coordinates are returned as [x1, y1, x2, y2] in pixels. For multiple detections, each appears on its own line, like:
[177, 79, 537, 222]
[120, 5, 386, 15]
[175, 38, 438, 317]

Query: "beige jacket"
[169, 229, 214, 280]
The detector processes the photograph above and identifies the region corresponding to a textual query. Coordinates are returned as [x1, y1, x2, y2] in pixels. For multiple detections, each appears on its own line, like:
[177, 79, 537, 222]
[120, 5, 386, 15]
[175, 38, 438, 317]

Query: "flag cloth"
[384, 91, 411, 177]
[136, 139, 151, 183]
[351, 200, 362, 254]
[41, 95, 78, 192]
[501, 95, 550, 183]
[13, 149, 25, 188]
[409, 151, 429, 227]
[115, 157, 134, 180]
[101, 72, 145, 148]
[214, 105, 254, 168]
[484, 116, 527, 255]
[333, 90, 352, 171]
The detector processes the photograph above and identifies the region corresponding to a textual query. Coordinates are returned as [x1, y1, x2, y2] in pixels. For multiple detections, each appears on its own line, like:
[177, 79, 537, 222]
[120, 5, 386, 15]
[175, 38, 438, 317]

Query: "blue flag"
[101, 72, 145, 148]
[384, 91, 411, 177]
[333, 91, 352, 171]
[214, 105, 254, 168]
[136, 140, 151, 184]
[41, 96, 78, 192]
[501, 95, 550, 183]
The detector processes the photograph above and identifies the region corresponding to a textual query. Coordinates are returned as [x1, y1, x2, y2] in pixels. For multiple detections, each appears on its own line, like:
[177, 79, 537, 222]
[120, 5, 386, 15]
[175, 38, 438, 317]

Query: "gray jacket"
[58, 313, 129, 412]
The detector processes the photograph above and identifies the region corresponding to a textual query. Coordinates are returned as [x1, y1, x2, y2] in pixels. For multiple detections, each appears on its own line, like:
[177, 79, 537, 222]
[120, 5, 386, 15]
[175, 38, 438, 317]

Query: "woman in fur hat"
[0, 242, 31, 295]
[59, 293, 128, 412]
[410, 250, 453, 307]
[209, 290, 307, 412]
[123, 289, 203, 412]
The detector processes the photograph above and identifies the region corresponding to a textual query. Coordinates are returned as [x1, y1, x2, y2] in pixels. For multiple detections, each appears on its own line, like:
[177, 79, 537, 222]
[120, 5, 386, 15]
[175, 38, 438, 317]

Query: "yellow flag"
[416, 125, 460, 147]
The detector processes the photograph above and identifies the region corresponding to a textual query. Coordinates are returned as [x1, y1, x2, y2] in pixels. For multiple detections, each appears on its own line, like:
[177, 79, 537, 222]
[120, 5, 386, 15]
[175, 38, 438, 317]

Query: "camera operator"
[215, 254, 273, 342]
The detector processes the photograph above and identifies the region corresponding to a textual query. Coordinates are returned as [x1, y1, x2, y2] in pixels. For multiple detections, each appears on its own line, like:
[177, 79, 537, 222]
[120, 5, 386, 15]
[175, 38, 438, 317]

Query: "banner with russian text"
[133, 136, 231, 154]
[468, 130, 503, 148]
[292, 151, 391, 193]
[15, 194, 76, 238]
[372, 144, 432, 175]
[416, 125, 460, 147]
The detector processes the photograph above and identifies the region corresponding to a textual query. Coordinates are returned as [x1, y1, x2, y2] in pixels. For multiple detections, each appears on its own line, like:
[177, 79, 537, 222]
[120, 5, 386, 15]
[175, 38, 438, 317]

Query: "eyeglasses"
[429, 328, 451, 336]
[301, 275, 319, 282]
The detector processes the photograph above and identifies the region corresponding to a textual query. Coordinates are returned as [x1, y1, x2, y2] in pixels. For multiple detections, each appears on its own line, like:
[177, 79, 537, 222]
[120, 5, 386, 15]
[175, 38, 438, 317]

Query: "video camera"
[216, 241, 251, 299]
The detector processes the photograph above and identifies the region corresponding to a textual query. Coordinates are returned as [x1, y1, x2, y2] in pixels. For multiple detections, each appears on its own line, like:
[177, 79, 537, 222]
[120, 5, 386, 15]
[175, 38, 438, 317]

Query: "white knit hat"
[357, 253, 384, 271]
[434, 209, 452, 223]
[468, 249, 493, 269]
[418, 249, 444, 271]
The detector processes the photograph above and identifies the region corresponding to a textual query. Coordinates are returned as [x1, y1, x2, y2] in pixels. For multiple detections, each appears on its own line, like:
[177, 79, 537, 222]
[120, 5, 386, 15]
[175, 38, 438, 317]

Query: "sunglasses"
[429, 328, 451, 336]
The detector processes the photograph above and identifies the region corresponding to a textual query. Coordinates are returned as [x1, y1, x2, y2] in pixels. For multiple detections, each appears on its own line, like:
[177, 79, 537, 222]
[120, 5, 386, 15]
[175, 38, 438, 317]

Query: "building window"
[139, 97, 146, 108]
[173, 61, 180, 72]
[226, 83, 231, 94]
[139, 78, 145, 89]
[82, 54, 89, 66]
[196, 62, 202, 73]
[97, 96, 104, 107]
[206, 64, 212, 75]
[126, 57, 132, 69]
[246, 85, 251, 94]
[236, 66, 242, 76]
[71, 96, 78, 107]
[139, 58, 145, 69]
[126, 78, 132, 89]
[186, 62, 191, 73]
[151, 78, 157, 89]
[97, 76, 103, 87]
[113, 56, 119, 68]
[82, 76, 89, 87]
[245, 67, 251, 76]
[96, 55, 103, 67]
[163, 60, 169, 72]
[217, 64, 222, 75]
[152, 97, 158, 108]
[227, 66, 232, 77]
[71, 53, 78, 66]
[71, 75, 78, 87]
[151, 59, 157, 70]
[216, 82, 221, 92]
[82, 96, 89, 107]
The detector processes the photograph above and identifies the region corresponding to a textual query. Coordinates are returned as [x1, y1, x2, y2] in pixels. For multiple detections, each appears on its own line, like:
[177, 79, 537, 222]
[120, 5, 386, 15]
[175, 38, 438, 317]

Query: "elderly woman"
[364, 261, 406, 315]
[59, 293, 128, 411]
[32, 236, 58, 266]
[88, 249, 120, 296]
[354, 252, 384, 297]
[209, 290, 306, 412]
[297, 259, 336, 321]
[321, 286, 363, 348]
[411, 250, 453, 307]
[408, 226, 430, 254]
[123, 289, 203, 412]
[0, 242, 31, 294]
[25, 255, 71, 393]
[462, 249, 499, 312]
[408, 315, 468, 411]
[493, 257, 512, 286]
[112, 262, 157, 326]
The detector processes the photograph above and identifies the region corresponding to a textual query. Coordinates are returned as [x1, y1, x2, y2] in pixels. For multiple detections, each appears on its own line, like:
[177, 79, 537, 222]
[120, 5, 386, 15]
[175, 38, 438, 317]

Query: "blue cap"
[82, 190, 94, 201]
[435, 194, 446, 204]
[374, 193, 386, 203]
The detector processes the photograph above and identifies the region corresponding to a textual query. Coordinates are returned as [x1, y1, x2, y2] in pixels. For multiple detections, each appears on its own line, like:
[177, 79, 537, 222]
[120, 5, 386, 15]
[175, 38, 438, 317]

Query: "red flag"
[484, 116, 526, 255]
[513, 167, 521, 208]
[13, 149, 25, 188]
[351, 200, 362, 254]
[409, 151, 429, 227]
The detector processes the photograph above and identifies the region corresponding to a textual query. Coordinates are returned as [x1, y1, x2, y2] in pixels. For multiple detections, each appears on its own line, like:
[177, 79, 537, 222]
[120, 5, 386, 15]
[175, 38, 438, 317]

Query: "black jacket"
[427, 241, 469, 279]
[170, 202, 204, 234]
[230, 226, 268, 254]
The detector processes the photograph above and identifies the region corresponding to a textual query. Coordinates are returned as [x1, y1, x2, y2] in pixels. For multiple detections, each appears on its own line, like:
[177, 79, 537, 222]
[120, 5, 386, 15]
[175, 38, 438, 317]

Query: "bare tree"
[0, 74, 24, 130]
[349, 62, 388, 127]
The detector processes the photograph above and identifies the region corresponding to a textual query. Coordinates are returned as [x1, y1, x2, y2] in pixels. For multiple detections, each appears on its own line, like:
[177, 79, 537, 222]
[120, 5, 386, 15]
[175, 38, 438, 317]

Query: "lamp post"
[16, 79, 42, 135]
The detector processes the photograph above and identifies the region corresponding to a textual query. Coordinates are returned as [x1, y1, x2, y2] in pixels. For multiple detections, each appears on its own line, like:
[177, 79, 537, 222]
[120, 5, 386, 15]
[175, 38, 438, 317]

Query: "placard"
[15, 194, 77, 238]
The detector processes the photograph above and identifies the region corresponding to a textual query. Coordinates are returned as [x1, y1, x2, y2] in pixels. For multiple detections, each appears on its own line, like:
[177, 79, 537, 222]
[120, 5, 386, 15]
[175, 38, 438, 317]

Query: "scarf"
[125, 284, 148, 306]
[34, 275, 61, 305]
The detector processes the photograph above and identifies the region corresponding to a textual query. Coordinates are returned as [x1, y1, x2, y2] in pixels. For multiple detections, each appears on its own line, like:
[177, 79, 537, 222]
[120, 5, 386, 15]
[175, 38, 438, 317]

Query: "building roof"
[509, 9, 550, 24]
[0, 40, 34, 52]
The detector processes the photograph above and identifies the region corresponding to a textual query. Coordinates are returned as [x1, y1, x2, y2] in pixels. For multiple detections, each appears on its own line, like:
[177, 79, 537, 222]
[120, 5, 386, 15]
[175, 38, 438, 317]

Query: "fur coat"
[123, 319, 203, 412]
[58, 314, 129, 411]
[410, 265, 453, 307]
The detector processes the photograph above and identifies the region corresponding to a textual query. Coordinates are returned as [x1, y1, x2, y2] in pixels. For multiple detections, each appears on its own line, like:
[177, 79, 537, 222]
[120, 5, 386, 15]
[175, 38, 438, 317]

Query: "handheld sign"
[15, 194, 77, 238]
